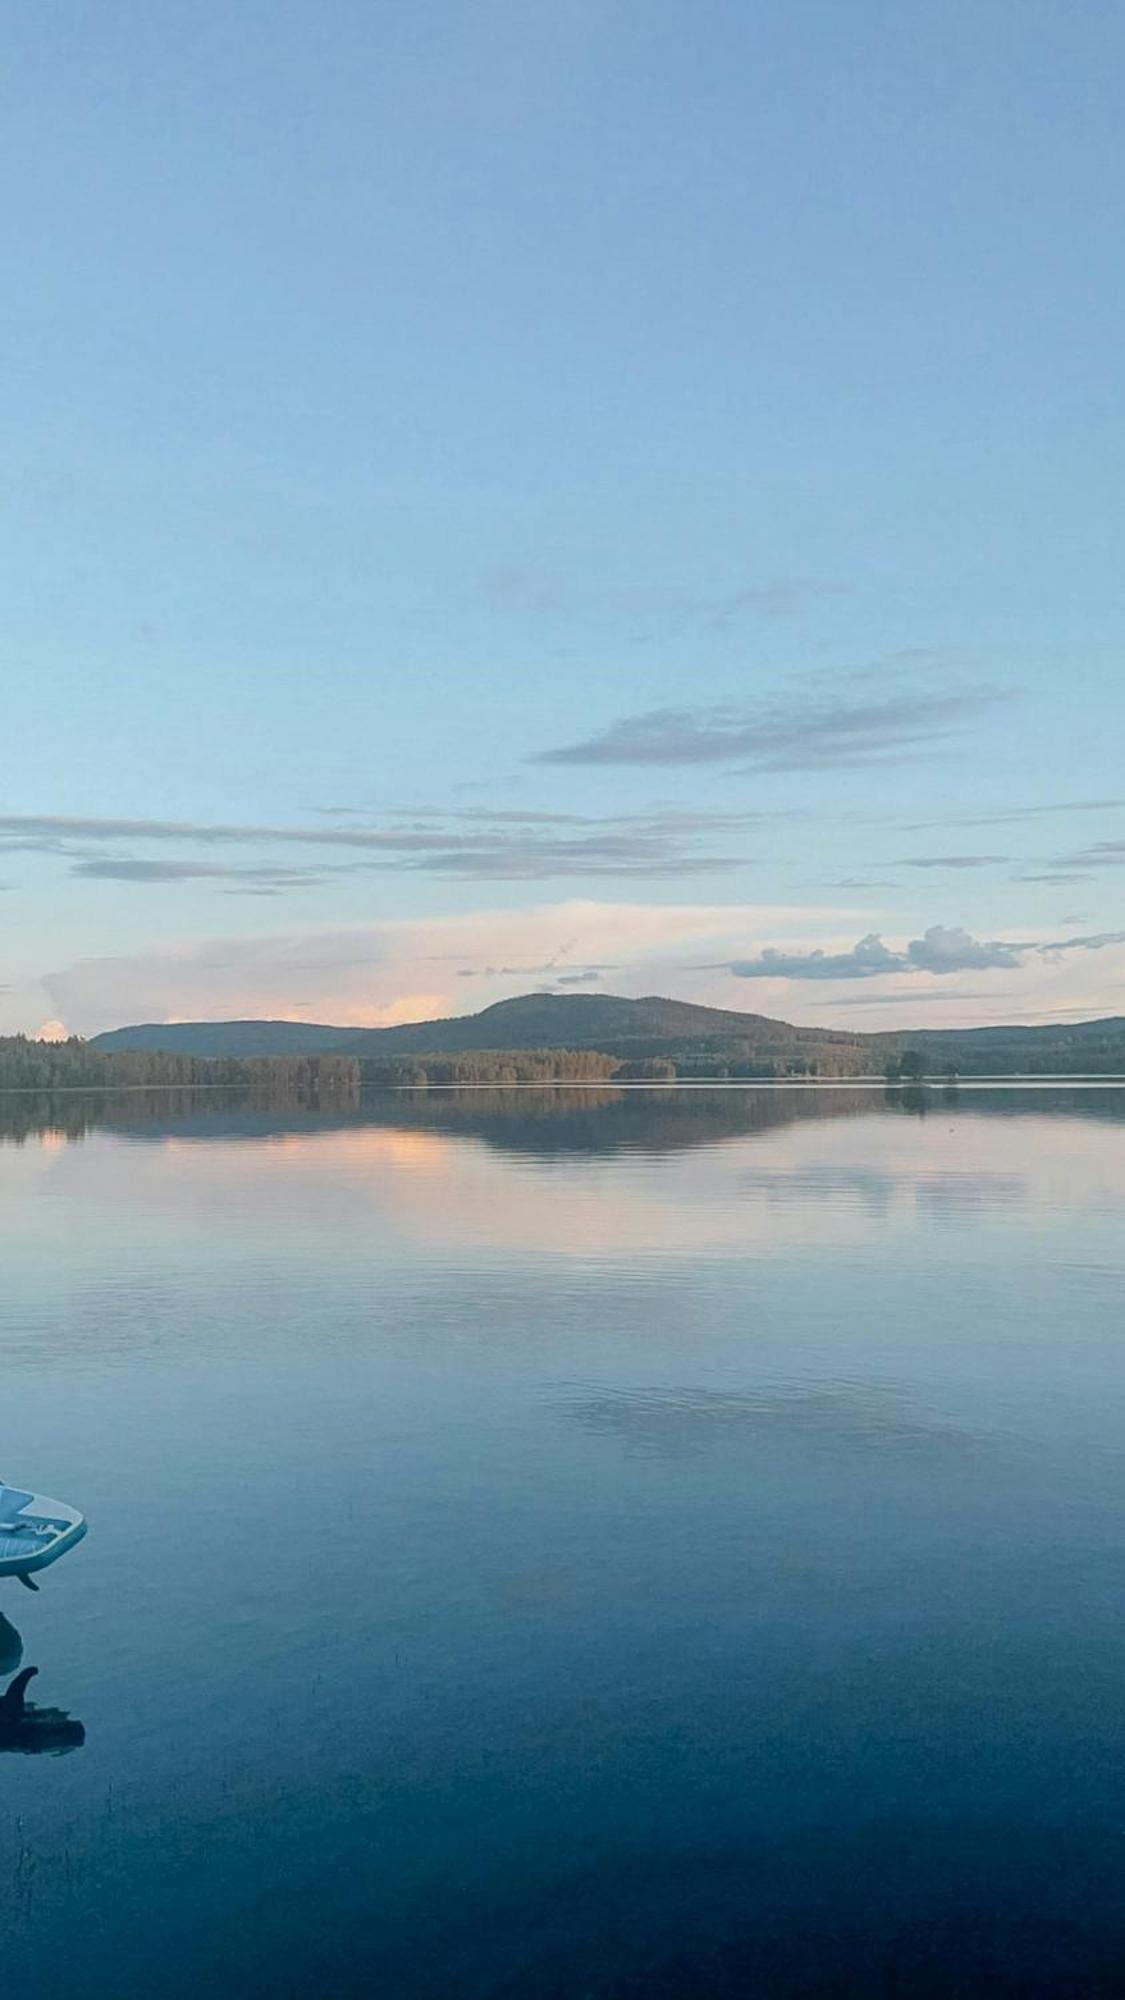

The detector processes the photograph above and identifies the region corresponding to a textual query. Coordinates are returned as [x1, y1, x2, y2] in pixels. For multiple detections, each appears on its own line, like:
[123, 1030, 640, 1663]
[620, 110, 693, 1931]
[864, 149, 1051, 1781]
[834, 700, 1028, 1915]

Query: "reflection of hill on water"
[366, 1086, 880, 1156]
[0, 1084, 881, 1158]
[1, 1081, 1123, 1158]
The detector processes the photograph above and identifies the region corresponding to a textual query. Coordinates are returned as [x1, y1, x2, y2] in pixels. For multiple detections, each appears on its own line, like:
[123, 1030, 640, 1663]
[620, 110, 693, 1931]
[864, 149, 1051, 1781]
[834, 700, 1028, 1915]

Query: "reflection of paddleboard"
[0, 1614, 22, 1677]
[0, 1483, 86, 1585]
[0, 1668, 85, 1755]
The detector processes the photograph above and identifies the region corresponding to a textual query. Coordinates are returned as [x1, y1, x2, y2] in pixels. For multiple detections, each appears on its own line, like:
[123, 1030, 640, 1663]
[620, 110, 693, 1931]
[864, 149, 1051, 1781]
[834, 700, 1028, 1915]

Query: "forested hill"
[92, 1017, 367, 1057]
[88, 991, 1125, 1077]
[94, 992, 858, 1058]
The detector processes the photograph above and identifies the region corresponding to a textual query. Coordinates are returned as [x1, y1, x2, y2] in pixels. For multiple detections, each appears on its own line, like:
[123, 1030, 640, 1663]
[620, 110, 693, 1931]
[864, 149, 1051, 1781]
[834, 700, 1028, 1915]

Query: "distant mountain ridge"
[94, 991, 846, 1057]
[91, 991, 1125, 1076]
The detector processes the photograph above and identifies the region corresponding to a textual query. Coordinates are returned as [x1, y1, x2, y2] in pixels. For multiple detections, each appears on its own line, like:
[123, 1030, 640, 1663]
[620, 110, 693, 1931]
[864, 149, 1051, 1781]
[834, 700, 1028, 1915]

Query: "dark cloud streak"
[535, 686, 1009, 771]
[0, 810, 752, 885]
[70, 859, 326, 887]
[484, 566, 844, 627]
[897, 854, 1008, 869]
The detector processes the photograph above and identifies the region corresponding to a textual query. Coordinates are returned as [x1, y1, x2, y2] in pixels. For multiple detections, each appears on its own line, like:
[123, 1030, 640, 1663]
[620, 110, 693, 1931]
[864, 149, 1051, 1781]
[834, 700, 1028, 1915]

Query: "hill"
[92, 992, 849, 1057]
[90, 992, 1125, 1077]
[91, 1017, 366, 1057]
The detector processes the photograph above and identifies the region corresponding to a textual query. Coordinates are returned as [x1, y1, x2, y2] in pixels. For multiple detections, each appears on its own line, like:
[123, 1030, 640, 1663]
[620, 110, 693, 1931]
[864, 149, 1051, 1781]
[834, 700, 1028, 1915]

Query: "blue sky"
[3, 0, 1123, 1035]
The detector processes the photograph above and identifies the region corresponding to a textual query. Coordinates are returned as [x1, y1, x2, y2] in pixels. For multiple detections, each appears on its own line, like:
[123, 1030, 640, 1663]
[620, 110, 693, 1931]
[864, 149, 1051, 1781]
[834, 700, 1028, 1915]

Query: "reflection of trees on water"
[889, 1082, 930, 1117]
[0, 1087, 226, 1146]
[0, 1084, 880, 1158]
[0, 1079, 1123, 1159]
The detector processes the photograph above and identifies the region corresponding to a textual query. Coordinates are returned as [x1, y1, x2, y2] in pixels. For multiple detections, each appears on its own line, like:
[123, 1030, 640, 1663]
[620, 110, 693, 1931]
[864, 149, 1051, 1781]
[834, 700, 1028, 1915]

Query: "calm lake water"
[2, 1083, 1125, 1997]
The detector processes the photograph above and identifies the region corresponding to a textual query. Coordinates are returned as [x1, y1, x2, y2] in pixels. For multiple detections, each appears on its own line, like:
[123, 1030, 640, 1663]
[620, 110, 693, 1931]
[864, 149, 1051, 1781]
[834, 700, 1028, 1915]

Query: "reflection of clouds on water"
[737, 1163, 1028, 1221]
[914, 1172, 1027, 1219]
[563, 1383, 988, 1461]
[738, 1164, 897, 1218]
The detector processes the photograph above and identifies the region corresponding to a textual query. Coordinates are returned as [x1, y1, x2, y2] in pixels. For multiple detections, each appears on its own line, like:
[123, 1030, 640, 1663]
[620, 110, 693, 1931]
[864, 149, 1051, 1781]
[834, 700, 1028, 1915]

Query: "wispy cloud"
[896, 854, 1008, 870]
[1014, 871, 1095, 885]
[484, 565, 845, 628]
[534, 684, 1008, 771]
[821, 988, 1019, 1009]
[382, 839, 740, 880]
[704, 579, 847, 624]
[816, 876, 896, 889]
[1060, 840, 1125, 869]
[455, 953, 614, 981]
[1039, 928, 1125, 957]
[910, 798, 1125, 830]
[0, 809, 761, 884]
[69, 858, 326, 888]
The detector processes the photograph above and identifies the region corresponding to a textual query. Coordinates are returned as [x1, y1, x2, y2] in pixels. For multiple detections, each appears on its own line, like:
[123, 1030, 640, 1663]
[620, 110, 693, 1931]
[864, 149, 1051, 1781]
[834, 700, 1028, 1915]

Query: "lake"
[2, 1083, 1125, 1997]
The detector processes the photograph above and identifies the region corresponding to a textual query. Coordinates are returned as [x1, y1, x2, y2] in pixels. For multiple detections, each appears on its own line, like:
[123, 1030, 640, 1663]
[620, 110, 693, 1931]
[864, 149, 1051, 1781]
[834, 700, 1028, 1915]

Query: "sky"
[3, 0, 1123, 1039]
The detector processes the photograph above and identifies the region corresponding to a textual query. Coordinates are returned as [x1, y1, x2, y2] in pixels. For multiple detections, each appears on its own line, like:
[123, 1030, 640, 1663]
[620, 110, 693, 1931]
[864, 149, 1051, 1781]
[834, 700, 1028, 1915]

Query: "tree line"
[359, 1049, 621, 1085]
[0, 1036, 361, 1103]
[0, 1034, 925, 1095]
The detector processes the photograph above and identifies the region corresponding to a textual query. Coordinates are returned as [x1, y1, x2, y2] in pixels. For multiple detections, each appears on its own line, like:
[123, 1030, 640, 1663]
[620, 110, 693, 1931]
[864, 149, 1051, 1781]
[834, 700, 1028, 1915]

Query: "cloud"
[728, 922, 1125, 984]
[730, 933, 905, 981]
[0, 810, 756, 885]
[816, 877, 895, 889]
[821, 989, 1018, 1009]
[1039, 928, 1125, 957]
[906, 925, 1024, 972]
[704, 579, 847, 624]
[910, 798, 1125, 830]
[70, 859, 326, 887]
[483, 565, 844, 627]
[534, 685, 1008, 771]
[1015, 871, 1095, 884]
[455, 956, 613, 981]
[1061, 840, 1125, 869]
[896, 854, 1008, 870]
[384, 839, 740, 880]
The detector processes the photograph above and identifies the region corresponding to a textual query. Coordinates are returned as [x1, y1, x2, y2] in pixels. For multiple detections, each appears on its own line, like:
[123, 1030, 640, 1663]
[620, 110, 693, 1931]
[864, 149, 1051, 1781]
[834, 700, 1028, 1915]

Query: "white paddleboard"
[0, 1483, 87, 1583]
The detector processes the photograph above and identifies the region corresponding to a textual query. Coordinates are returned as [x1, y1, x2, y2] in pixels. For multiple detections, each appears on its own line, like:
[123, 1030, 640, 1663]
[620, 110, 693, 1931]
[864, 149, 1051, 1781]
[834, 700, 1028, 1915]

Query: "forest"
[0, 1036, 361, 1103]
[359, 1049, 621, 1085]
[6, 1015, 1125, 1097]
[0, 1038, 627, 1095]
